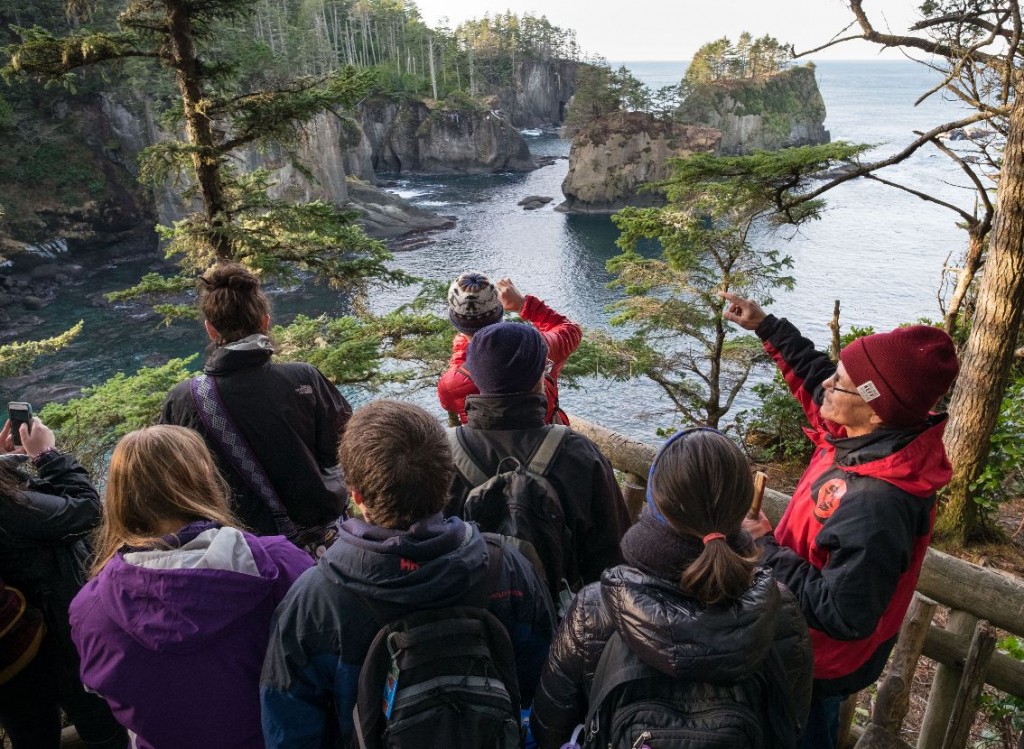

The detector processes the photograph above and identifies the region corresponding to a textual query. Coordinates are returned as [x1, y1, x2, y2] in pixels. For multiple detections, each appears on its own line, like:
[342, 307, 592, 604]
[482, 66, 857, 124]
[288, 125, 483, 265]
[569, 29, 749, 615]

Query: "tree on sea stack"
[2, 0, 399, 297]
[604, 142, 868, 430]
[787, 0, 1024, 546]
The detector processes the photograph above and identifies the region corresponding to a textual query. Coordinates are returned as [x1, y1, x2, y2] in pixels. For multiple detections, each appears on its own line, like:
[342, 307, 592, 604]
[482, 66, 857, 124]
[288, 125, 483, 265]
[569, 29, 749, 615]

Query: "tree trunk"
[428, 33, 438, 100]
[937, 96, 1024, 547]
[943, 225, 987, 338]
[165, 0, 231, 261]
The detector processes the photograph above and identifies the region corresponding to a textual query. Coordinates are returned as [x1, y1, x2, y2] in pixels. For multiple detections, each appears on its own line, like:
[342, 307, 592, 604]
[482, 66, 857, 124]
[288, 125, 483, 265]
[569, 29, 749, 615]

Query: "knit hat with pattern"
[840, 326, 959, 427]
[447, 271, 504, 335]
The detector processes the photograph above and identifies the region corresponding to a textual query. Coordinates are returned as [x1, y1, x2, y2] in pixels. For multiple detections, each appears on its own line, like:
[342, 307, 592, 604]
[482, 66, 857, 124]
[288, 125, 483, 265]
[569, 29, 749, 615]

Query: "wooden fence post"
[854, 594, 937, 749]
[918, 611, 978, 749]
[939, 620, 996, 749]
[621, 472, 646, 522]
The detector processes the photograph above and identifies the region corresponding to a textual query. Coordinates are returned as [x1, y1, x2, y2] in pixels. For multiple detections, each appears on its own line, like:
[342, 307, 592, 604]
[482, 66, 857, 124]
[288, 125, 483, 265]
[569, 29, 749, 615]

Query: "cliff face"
[489, 59, 578, 128]
[559, 112, 720, 213]
[677, 65, 829, 154]
[358, 98, 534, 175]
[0, 94, 155, 256]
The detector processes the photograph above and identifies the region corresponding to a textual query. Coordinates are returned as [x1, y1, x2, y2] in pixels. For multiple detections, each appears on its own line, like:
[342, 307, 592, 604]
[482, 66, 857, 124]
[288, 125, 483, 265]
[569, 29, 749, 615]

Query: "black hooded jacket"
[161, 336, 351, 535]
[531, 512, 813, 748]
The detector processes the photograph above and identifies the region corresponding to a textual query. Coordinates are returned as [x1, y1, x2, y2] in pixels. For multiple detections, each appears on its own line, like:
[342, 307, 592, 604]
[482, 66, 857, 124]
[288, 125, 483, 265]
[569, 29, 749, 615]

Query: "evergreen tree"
[4, 0, 396, 295]
[602, 143, 869, 430]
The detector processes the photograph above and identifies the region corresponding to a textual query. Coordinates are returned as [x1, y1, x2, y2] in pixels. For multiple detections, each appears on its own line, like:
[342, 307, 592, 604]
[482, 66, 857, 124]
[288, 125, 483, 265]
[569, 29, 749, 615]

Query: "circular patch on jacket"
[814, 478, 847, 521]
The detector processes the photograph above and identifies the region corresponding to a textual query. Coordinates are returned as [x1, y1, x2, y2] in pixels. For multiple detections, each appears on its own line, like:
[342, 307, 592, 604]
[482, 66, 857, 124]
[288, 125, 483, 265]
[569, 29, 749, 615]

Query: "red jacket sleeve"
[519, 296, 582, 373]
[437, 334, 476, 423]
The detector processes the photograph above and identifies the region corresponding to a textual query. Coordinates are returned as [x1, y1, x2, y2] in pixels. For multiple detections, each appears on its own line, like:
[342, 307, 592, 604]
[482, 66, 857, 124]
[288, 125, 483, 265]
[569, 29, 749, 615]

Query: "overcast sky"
[412, 0, 926, 61]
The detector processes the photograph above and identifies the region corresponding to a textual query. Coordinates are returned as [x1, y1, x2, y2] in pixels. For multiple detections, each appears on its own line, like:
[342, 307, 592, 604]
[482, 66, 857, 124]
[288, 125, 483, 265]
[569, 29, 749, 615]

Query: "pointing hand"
[718, 291, 766, 331]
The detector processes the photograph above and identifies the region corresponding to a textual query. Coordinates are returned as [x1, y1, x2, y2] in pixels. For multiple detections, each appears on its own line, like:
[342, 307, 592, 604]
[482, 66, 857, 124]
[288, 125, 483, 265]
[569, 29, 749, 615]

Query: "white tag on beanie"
[857, 380, 882, 402]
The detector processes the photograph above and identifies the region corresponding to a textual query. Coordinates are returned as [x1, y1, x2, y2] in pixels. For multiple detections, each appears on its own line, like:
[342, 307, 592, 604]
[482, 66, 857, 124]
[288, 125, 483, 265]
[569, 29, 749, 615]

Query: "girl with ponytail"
[531, 428, 814, 749]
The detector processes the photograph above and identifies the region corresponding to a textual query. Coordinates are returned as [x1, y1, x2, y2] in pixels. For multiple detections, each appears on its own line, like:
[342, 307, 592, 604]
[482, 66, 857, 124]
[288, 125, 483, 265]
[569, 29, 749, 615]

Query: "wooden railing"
[573, 417, 1024, 749]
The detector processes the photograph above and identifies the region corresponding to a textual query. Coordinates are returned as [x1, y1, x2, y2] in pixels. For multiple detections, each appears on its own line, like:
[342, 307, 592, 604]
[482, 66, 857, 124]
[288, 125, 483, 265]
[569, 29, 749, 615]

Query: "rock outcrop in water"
[358, 98, 534, 175]
[677, 65, 829, 154]
[558, 64, 829, 213]
[558, 113, 720, 214]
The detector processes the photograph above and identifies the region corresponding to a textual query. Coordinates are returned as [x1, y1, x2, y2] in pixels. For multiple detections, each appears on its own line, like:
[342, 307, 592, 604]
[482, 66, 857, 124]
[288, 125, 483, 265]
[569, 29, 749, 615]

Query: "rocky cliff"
[677, 64, 829, 154]
[490, 58, 578, 128]
[358, 97, 533, 175]
[558, 113, 720, 213]
[0, 95, 156, 257]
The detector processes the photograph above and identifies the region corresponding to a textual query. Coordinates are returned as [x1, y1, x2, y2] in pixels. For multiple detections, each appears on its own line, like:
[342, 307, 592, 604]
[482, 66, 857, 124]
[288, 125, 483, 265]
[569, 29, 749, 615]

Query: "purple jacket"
[70, 522, 313, 749]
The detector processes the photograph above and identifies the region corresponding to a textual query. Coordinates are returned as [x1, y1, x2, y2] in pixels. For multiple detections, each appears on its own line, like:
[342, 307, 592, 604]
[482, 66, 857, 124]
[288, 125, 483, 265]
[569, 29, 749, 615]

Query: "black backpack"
[447, 425, 574, 613]
[581, 631, 798, 749]
[352, 538, 522, 749]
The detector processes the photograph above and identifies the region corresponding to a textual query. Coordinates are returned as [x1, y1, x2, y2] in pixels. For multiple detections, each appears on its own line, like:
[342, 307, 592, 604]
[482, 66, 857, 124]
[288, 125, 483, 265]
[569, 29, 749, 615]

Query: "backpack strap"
[189, 374, 299, 539]
[526, 424, 569, 476]
[584, 631, 660, 730]
[447, 427, 490, 487]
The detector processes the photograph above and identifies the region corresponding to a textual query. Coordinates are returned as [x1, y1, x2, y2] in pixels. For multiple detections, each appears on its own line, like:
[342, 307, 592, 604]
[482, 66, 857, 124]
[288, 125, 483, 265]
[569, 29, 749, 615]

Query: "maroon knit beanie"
[840, 326, 959, 427]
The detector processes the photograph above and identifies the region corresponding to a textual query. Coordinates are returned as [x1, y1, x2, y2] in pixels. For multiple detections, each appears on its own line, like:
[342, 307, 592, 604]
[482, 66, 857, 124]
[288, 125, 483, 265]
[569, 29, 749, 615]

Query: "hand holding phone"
[7, 403, 32, 448]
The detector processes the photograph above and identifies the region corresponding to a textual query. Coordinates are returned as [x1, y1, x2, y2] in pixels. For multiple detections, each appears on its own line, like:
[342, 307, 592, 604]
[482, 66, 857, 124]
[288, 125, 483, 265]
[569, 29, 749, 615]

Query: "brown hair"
[649, 429, 759, 605]
[198, 263, 271, 344]
[91, 425, 237, 576]
[338, 400, 453, 530]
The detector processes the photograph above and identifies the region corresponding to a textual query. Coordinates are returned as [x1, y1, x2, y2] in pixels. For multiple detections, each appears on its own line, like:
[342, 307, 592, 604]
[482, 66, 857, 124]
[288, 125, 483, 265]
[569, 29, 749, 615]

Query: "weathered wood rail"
[573, 417, 1024, 749]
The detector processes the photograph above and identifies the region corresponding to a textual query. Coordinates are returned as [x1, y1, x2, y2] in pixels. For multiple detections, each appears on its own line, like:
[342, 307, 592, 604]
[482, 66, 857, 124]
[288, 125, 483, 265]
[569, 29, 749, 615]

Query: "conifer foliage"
[4, 0, 396, 294]
[601, 143, 869, 430]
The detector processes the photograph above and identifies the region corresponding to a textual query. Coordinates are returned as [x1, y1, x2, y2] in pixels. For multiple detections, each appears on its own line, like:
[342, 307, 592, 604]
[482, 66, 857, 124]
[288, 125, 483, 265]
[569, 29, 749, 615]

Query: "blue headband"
[646, 426, 724, 526]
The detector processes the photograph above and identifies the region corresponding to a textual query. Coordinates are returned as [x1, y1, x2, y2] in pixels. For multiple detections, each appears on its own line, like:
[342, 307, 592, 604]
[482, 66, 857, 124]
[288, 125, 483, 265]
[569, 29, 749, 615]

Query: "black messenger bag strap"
[189, 374, 299, 539]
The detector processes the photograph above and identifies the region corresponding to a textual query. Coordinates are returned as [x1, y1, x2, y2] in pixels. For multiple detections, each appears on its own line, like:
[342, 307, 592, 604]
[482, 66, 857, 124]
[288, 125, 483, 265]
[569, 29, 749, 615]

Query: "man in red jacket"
[438, 272, 582, 425]
[721, 291, 959, 749]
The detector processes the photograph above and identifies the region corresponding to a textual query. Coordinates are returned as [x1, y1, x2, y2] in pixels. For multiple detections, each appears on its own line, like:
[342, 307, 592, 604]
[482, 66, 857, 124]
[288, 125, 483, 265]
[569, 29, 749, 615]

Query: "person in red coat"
[721, 291, 959, 749]
[438, 272, 582, 425]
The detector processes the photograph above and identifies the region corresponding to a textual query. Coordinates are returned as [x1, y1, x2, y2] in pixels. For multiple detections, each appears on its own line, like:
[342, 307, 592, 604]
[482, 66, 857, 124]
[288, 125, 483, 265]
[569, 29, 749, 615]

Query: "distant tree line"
[0, 0, 583, 106]
[565, 32, 796, 133]
[684, 33, 793, 86]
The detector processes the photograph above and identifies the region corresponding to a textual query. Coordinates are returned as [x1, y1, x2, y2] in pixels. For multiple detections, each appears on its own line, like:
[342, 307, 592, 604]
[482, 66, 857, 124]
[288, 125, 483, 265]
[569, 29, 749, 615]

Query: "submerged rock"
[346, 180, 455, 240]
[518, 196, 554, 210]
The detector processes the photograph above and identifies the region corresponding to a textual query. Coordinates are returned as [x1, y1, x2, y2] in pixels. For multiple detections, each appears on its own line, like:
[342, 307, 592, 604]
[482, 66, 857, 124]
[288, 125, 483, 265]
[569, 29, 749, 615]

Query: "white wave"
[416, 200, 454, 207]
[389, 188, 433, 199]
[520, 128, 543, 137]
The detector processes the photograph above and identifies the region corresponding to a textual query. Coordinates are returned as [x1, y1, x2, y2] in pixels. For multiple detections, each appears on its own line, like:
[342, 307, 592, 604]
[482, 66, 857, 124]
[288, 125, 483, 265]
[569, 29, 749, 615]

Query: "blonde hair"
[91, 425, 237, 576]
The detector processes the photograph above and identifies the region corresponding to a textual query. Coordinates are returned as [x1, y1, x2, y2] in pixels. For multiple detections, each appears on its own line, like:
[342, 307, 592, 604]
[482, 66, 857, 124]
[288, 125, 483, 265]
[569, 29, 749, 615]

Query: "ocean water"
[6, 61, 978, 440]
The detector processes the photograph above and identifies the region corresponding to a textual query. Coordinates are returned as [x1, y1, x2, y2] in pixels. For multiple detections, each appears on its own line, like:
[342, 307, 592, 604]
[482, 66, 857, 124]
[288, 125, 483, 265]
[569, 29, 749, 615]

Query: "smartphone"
[8, 402, 32, 448]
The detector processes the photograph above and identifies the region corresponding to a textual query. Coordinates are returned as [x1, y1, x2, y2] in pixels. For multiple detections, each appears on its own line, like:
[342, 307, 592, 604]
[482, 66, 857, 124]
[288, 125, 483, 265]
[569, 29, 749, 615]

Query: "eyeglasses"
[825, 378, 861, 398]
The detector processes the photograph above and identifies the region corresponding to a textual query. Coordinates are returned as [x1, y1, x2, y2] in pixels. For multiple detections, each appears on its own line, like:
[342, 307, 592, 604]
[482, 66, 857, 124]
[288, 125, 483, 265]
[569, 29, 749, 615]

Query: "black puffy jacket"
[531, 527, 813, 748]
[0, 452, 100, 662]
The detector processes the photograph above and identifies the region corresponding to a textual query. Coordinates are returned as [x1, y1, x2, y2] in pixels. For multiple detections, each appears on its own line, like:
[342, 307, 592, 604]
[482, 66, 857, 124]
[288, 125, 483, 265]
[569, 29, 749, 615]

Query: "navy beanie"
[466, 322, 549, 395]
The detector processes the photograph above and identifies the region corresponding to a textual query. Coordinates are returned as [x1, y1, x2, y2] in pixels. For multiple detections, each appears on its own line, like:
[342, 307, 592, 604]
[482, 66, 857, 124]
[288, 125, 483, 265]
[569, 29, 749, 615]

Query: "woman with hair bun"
[530, 428, 813, 749]
[70, 425, 312, 749]
[160, 262, 351, 553]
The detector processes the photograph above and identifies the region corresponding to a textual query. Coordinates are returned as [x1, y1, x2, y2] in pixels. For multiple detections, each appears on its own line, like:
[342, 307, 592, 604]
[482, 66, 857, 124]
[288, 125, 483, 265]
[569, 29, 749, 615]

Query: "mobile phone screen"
[8, 403, 32, 448]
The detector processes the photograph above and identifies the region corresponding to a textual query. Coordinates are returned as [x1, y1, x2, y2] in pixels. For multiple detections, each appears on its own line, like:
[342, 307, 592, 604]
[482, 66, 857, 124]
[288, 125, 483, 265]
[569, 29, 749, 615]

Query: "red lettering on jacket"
[399, 558, 419, 572]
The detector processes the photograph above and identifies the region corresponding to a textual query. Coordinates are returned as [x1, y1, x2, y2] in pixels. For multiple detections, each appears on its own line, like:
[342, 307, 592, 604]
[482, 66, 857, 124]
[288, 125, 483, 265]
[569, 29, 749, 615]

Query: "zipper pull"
[631, 731, 652, 749]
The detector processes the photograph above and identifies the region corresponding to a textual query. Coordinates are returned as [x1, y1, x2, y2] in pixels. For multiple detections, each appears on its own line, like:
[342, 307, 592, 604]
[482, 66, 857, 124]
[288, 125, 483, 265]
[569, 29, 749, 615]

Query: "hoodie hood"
[601, 565, 782, 685]
[95, 524, 286, 653]
[834, 413, 951, 497]
[320, 513, 488, 609]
